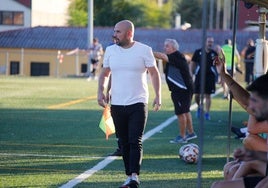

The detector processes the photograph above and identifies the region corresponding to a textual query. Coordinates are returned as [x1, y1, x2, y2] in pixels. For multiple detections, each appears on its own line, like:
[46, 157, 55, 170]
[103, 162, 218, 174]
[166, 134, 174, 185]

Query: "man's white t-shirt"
[103, 41, 156, 105]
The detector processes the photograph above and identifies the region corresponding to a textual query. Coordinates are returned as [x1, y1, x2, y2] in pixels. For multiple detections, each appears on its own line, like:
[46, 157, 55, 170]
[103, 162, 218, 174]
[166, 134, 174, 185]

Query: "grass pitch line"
[47, 96, 96, 109]
[59, 117, 177, 188]
[59, 156, 118, 188]
[59, 88, 223, 188]
[0, 153, 103, 159]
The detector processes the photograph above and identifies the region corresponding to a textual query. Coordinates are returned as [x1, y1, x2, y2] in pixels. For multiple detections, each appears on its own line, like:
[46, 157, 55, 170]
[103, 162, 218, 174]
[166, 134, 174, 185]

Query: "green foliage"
[139, 0, 172, 28]
[68, 0, 88, 27]
[177, 0, 203, 28]
[68, 0, 173, 28]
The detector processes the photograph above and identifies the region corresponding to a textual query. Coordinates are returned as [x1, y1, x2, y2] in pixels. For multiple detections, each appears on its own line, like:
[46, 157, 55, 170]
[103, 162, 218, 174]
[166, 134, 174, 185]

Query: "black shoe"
[231, 126, 246, 138]
[127, 180, 139, 188]
[109, 149, 122, 156]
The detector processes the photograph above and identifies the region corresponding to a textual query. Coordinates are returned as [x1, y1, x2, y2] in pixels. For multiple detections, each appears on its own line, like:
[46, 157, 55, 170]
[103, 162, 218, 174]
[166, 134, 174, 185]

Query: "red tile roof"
[15, 0, 31, 8]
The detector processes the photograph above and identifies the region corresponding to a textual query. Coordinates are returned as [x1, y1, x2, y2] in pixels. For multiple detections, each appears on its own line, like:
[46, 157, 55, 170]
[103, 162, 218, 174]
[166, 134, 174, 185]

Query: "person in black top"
[154, 38, 197, 143]
[191, 36, 218, 120]
[241, 39, 256, 85]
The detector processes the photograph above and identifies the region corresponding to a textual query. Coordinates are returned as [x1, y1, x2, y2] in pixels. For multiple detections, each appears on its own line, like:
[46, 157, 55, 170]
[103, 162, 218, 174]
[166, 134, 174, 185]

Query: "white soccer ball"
[179, 144, 190, 158]
[181, 144, 199, 164]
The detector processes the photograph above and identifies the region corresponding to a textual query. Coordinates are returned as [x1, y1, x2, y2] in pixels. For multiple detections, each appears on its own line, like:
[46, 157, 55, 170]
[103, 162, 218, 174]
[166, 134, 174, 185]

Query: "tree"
[68, 0, 172, 28]
[176, 0, 203, 29]
[68, 0, 88, 27]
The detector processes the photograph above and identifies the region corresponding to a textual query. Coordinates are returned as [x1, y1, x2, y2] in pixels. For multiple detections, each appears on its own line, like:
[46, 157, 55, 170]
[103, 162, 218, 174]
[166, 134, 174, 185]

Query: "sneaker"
[131, 175, 140, 185]
[170, 135, 187, 144]
[109, 148, 122, 156]
[231, 126, 246, 139]
[196, 107, 201, 118]
[120, 176, 132, 187]
[205, 113, 210, 120]
[119, 176, 140, 188]
[185, 133, 197, 141]
[127, 175, 140, 188]
[128, 180, 140, 188]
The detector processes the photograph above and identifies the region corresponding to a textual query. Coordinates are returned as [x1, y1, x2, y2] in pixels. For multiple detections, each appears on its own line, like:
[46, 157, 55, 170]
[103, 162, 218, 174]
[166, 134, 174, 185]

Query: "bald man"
[98, 20, 162, 188]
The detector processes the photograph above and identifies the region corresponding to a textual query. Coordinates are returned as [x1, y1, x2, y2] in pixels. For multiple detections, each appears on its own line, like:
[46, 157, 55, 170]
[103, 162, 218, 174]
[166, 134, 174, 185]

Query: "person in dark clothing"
[241, 39, 256, 85]
[154, 38, 197, 144]
[191, 36, 218, 120]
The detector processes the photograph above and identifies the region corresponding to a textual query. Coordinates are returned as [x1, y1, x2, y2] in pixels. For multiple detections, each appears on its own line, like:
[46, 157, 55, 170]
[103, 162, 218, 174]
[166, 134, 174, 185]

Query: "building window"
[31, 62, 50, 76]
[81, 64, 87, 73]
[10, 61, 20, 75]
[0, 11, 24, 26]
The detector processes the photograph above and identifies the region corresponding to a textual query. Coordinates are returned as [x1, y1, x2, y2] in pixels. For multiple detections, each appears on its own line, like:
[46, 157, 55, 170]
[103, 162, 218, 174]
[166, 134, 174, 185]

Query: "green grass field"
[0, 76, 248, 188]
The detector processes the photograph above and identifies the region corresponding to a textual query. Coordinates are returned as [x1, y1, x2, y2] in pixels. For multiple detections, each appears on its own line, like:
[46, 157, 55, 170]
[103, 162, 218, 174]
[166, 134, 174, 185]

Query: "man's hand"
[233, 147, 254, 162]
[152, 97, 161, 112]
[97, 92, 107, 108]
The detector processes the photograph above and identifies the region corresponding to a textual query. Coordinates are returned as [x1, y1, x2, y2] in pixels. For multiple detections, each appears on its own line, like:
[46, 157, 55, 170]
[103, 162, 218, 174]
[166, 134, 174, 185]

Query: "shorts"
[194, 74, 216, 94]
[171, 89, 192, 115]
[243, 176, 265, 188]
[91, 59, 99, 64]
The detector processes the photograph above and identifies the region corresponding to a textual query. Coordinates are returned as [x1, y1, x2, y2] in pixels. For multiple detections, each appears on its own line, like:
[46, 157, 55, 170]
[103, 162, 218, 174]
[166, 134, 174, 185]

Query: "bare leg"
[178, 113, 187, 138]
[204, 94, 211, 113]
[243, 134, 268, 152]
[185, 112, 194, 134]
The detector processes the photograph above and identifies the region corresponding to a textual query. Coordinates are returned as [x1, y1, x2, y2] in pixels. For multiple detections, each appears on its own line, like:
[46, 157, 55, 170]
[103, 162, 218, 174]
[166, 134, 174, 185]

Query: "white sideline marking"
[0, 153, 102, 159]
[59, 88, 223, 188]
[59, 156, 118, 188]
[59, 117, 177, 188]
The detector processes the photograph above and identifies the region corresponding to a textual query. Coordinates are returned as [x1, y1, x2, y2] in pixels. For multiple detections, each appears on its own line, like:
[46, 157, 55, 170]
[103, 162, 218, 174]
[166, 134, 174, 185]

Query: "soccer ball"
[179, 144, 190, 158]
[179, 143, 199, 158]
[179, 143, 199, 164]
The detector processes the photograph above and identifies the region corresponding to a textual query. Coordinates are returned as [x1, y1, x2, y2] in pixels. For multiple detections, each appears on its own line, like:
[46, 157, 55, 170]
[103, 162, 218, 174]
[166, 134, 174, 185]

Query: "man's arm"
[189, 61, 197, 78]
[97, 67, 111, 108]
[234, 147, 268, 162]
[147, 66, 162, 111]
[153, 51, 168, 62]
[214, 52, 251, 112]
[106, 75, 111, 104]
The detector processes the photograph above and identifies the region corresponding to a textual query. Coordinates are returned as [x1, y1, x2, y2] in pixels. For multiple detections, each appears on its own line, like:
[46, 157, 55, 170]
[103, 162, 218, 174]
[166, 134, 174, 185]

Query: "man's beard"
[255, 113, 267, 122]
[117, 41, 128, 47]
[256, 117, 266, 122]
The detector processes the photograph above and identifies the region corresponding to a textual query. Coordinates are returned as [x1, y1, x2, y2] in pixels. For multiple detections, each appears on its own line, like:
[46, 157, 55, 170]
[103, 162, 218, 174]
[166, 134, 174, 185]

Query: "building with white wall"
[0, 0, 71, 32]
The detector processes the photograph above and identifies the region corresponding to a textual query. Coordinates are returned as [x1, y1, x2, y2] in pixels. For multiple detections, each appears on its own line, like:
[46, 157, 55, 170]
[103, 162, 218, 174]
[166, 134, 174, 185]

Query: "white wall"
[32, 0, 71, 27]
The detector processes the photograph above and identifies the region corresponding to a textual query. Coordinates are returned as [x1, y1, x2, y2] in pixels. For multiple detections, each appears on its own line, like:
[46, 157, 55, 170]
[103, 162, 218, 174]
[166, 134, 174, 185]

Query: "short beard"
[256, 117, 267, 122]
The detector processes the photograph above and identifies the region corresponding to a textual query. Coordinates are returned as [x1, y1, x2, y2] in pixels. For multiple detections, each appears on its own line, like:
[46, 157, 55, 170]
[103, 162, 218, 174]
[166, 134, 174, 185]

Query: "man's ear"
[127, 30, 133, 39]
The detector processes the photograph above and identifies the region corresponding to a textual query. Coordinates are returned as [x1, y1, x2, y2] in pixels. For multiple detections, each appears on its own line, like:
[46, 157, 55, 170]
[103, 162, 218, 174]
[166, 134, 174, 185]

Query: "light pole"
[87, 0, 94, 77]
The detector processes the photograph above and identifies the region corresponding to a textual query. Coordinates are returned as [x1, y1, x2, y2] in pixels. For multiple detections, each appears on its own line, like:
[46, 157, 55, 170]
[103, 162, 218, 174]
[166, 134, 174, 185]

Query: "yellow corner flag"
[99, 106, 115, 140]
